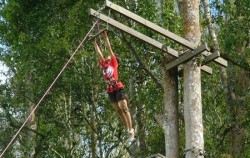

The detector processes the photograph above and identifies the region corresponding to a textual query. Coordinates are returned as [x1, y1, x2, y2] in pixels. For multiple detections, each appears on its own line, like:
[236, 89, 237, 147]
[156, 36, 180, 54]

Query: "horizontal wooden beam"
[178, 65, 213, 76]
[105, 0, 228, 68]
[214, 56, 228, 67]
[202, 51, 227, 67]
[105, 0, 195, 49]
[201, 65, 213, 75]
[203, 50, 220, 64]
[89, 9, 178, 57]
[165, 44, 209, 70]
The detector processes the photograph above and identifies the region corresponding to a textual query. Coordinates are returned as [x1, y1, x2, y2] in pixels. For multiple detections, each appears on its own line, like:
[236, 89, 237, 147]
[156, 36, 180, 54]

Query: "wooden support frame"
[202, 51, 227, 67]
[165, 44, 209, 70]
[105, 0, 228, 68]
[89, 9, 179, 57]
[178, 65, 213, 76]
[89, 9, 213, 74]
[201, 65, 212, 75]
[204, 51, 219, 64]
[105, 0, 194, 49]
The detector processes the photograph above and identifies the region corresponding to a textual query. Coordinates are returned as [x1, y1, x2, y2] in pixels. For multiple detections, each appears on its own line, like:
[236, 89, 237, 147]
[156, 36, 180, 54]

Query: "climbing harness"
[106, 79, 120, 92]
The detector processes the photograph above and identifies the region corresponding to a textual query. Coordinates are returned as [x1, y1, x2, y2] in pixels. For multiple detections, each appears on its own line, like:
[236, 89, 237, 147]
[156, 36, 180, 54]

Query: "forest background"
[0, 0, 250, 157]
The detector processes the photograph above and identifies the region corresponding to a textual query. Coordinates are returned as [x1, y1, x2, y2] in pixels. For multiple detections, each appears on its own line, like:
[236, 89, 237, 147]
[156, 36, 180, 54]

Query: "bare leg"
[118, 99, 133, 130]
[111, 102, 128, 128]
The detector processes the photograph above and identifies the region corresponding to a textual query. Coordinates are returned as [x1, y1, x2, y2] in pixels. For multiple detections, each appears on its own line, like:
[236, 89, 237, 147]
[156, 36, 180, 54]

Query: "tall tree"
[182, 0, 204, 157]
[219, 0, 250, 156]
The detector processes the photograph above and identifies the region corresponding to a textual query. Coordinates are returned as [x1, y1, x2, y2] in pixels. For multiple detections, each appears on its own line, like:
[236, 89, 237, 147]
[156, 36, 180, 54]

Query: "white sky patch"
[0, 61, 9, 84]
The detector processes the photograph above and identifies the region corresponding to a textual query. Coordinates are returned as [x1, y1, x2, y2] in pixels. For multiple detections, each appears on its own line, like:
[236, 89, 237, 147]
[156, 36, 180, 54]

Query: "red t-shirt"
[100, 55, 124, 92]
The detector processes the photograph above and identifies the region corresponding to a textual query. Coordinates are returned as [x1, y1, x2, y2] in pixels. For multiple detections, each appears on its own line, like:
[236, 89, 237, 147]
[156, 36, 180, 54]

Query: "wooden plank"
[214, 56, 228, 67]
[105, 0, 195, 49]
[165, 44, 209, 70]
[178, 65, 213, 76]
[202, 51, 228, 67]
[105, 0, 228, 67]
[89, 9, 179, 57]
[89, 8, 213, 74]
[204, 51, 220, 64]
[201, 65, 212, 75]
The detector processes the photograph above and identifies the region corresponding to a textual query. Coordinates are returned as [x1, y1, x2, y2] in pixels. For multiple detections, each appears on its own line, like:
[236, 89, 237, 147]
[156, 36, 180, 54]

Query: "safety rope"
[0, 16, 102, 158]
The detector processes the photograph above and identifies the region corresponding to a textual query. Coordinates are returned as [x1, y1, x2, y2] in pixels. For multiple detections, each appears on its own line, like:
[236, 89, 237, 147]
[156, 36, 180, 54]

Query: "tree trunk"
[91, 85, 98, 158]
[230, 47, 248, 157]
[182, 0, 204, 157]
[24, 73, 37, 158]
[202, 0, 249, 156]
[163, 64, 179, 158]
[26, 106, 37, 158]
[153, 1, 179, 157]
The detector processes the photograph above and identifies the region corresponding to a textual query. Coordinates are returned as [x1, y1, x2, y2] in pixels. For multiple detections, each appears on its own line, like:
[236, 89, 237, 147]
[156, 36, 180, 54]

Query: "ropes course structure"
[0, 0, 229, 157]
[0, 8, 106, 157]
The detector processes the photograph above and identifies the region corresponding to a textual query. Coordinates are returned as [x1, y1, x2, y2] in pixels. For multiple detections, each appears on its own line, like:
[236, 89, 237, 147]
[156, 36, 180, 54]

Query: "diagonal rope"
[0, 18, 100, 158]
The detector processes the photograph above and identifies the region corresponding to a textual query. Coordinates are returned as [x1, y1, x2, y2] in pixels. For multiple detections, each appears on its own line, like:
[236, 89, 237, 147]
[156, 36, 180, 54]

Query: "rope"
[0, 18, 100, 158]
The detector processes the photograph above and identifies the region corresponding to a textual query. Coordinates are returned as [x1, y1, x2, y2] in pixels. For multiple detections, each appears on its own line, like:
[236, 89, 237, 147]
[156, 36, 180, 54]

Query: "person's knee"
[112, 103, 122, 114]
[119, 99, 129, 113]
[116, 108, 123, 115]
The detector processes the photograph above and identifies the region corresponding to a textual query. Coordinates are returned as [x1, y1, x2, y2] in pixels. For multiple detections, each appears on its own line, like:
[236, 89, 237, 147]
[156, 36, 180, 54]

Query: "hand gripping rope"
[0, 5, 105, 157]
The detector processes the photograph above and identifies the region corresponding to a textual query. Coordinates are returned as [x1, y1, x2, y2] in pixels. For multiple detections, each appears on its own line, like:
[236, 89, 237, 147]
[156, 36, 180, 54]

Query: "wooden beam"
[89, 9, 179, 57]
[165, 44, 209, 70]
[178, 65, 213, 76]
[201, 65, 212, 75]
[214, 56, 228, 67]
[89, 9, 212, 75]
[105, 0, 195, 49]
[203, 51, 220, 64]
[202, 51, 227, 67]
[105, 0, 228, 67]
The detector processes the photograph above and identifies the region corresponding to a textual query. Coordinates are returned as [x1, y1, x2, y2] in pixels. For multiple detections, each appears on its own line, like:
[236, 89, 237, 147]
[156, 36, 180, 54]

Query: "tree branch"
[119, 33, 164, 91]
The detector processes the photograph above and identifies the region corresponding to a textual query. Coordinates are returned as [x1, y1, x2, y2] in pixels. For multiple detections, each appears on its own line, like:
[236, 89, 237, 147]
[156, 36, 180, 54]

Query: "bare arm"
[103, 31, 115, 56]
[93, 38, 104, 60]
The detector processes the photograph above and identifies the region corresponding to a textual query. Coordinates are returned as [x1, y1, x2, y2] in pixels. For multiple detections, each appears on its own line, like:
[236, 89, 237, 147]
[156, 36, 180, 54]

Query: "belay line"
[0, 18, 101, 158]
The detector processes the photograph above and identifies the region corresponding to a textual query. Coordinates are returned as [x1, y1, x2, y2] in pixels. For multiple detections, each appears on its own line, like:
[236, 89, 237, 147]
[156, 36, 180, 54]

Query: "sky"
[0, 61, 8, 84]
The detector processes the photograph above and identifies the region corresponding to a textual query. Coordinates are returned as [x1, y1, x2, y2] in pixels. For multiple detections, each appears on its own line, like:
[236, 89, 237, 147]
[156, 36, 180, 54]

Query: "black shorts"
[108, 89, 126, 103]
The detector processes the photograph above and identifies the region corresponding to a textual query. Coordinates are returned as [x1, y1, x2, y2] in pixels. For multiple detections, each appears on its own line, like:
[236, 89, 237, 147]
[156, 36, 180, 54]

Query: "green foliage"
[204, 0, 250, 156]
[147, 126, 165, 155]
[1, 0, 250, 157]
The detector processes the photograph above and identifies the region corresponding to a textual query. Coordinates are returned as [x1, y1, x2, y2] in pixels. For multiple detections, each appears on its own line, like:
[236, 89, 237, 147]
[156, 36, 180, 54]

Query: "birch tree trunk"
[182, 0, 204, 157]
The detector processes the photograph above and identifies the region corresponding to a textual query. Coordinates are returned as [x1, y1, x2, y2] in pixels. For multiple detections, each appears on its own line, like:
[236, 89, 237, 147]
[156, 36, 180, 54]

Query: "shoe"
[128, 128, 135, 142]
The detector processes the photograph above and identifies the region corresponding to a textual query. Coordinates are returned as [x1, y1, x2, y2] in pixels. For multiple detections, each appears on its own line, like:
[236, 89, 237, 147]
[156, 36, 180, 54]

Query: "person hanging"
[91, 31, 135, 141]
